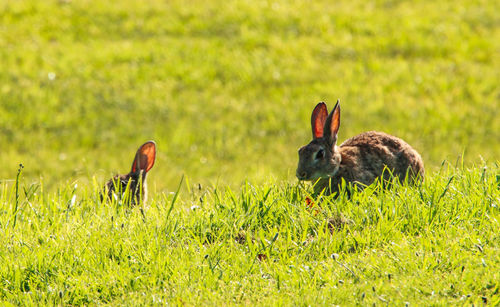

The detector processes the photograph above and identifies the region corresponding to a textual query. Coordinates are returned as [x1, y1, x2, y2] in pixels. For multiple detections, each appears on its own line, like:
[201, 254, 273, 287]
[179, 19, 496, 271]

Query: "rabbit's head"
[296, 101, 342, 182]
[104, 141, 156, 205]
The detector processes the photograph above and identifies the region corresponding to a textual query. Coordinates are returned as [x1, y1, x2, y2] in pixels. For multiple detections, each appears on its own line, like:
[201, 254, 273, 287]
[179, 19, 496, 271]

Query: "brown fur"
[105, 172, 147, 206]
[296, 102, 424, 196]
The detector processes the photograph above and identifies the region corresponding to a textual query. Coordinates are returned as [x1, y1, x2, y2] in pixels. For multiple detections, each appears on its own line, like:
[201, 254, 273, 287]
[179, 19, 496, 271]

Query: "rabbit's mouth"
[296, 172, 308, 181]
[296, 171, 321, 181]
[297, 167, 340, 181]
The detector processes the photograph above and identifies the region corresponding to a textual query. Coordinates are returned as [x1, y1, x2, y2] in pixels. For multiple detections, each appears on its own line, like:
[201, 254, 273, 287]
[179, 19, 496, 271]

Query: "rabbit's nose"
[297, 171, 307, 179]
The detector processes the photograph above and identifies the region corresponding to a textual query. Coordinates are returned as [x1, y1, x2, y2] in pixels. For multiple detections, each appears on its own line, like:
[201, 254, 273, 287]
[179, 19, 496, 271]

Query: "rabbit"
[103, 141, 156, 205]
[296, 100, 424, 196]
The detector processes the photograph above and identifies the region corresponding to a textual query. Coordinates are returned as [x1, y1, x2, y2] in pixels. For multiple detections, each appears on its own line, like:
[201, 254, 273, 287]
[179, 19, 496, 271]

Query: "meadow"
[1, 0, 499, 305]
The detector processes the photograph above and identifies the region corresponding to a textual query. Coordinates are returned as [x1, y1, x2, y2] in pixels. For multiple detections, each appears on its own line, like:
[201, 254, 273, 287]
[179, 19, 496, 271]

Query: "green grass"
[1, 164, 499, 305]
[1, 0, 499, 305]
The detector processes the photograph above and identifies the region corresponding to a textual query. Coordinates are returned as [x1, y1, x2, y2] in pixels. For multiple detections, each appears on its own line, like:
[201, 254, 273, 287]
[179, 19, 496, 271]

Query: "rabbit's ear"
[131, 141, 156, 173]
[311, 102, 328, 139]
[324, 100, 340, 146]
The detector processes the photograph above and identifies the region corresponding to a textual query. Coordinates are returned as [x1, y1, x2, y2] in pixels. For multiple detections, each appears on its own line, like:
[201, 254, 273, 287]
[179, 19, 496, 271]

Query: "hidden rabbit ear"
[131, 141, 156, 173]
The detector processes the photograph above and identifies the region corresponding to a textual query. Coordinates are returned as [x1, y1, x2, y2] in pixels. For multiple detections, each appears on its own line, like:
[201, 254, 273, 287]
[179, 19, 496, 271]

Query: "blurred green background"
[1, 0, 498, 191]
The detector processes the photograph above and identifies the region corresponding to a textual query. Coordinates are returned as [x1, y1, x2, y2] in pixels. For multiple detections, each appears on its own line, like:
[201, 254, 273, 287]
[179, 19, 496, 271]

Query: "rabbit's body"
[312, 131, 424, 195]
[296, 101, 424, 196]
[103, 141, 156, 205]
[106, 171, 148, 205]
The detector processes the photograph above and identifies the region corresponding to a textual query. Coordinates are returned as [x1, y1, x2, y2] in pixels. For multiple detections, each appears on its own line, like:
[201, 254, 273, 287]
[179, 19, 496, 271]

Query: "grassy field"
[1, 0, 499, 305]
[1, 164, 499, 305]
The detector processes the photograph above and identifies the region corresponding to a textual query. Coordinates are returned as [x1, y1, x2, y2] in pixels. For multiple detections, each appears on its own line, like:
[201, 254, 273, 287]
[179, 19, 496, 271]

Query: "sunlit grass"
[1, 164, 498, 305]
[1, 0, 499, 304]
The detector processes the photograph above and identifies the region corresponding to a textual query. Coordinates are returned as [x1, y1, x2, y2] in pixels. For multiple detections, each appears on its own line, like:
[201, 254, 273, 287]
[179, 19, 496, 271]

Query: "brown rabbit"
[104, 141, 156, 205]
[296, 101, 424, 196]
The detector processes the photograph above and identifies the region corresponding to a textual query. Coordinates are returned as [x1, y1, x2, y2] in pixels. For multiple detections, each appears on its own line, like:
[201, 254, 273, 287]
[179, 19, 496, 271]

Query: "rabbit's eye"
[315, 149, 325, 160]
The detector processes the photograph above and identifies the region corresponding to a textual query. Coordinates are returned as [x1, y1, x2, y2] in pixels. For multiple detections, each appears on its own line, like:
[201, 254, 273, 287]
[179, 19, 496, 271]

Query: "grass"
[1, 0, 499, 304]
[0, 164, 499, 305]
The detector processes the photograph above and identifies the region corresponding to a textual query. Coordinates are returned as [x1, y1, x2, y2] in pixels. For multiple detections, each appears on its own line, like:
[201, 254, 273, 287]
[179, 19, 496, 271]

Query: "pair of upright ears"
[131, 141, 156, 174]
[311, 100, 341, 144]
